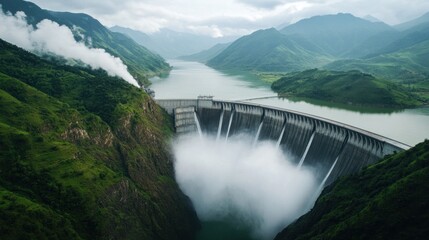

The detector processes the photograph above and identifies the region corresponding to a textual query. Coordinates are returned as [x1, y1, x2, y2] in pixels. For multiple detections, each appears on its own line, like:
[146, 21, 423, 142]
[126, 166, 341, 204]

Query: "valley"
[1, 0, 429, 239]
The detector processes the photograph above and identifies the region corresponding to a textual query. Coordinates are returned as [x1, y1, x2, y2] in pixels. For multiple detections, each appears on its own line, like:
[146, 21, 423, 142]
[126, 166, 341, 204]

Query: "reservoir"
[151, 60, 429, 146]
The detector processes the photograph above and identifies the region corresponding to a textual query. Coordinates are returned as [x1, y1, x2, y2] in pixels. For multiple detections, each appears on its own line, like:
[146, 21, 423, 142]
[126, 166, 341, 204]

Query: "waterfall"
[193, 112, 202, 137]
[253, 121, 264, 146]
[276, 125, 286, 150]
[216, 110, 224, 141]
[297, 132, 315, 169]
[225, 111, 234, 141]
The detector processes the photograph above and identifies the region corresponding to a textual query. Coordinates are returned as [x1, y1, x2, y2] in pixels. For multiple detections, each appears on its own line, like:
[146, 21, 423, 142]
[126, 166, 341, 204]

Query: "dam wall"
[157, 99, 409, 186]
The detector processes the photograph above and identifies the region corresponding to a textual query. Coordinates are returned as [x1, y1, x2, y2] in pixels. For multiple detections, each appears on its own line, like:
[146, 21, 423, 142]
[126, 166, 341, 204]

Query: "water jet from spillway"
[217, 110, 224, 141]
[297, 131, 315, 169]
[158, 99, 408, 239]
[194, 111, 203, 137]
[253, 121, 264, 146]
[276, 125, 286, 150]
[225, 111, 234, 141]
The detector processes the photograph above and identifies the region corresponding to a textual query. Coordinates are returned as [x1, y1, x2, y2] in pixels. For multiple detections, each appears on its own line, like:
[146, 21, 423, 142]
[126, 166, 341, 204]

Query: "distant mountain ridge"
[203, 11, 429, 95]
[395, 12, 429, 30]
[370, 22, 429, 57]
[207, 28, 332, 72]
[326, 39, 429, 82]
[178, 43, 231, 63]
[110, 25, 235, 59]
[280, 13, 394, 57]
[0, 0, 170, 86]
[205, 13, 398, 73]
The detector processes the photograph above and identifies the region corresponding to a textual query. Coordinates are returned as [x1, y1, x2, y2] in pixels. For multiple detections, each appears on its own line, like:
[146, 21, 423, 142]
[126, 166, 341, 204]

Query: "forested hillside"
[271, 69, 425, 108]
[0, 39, 199, 240]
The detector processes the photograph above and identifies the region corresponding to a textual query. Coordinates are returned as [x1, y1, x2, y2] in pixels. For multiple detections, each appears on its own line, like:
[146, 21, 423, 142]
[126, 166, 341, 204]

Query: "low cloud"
[237, 0, 286, 9]
[0, 9, 139, 87]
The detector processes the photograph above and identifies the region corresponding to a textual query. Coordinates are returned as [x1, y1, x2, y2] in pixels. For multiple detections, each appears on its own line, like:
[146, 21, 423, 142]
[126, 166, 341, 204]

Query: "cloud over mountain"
[0, 9, 138, 86]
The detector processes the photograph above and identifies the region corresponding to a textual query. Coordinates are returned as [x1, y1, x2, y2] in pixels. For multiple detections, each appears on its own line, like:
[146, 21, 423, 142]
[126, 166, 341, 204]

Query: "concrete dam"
[157, 98, 409, 186]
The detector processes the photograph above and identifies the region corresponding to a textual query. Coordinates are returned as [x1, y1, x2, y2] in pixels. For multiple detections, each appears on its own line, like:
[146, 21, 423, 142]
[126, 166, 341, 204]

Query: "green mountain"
[345, 13, 429, 59]
[280, 13, 394, 57]
[110, 26, 235, 59]
[271, 69, 424, 108]
[325, 20, 429, 101]
[178, 43, 231, 63]
[0, 39, 199, 239]
[367, 22, 429, 58]
[395, 11, 429, 31]
[207, 28, 332, 72]
[0, 0, 170, 86]
[206, 14, 395, 73]
[344, 30, 400, 58]
[275, 139, 429, 240]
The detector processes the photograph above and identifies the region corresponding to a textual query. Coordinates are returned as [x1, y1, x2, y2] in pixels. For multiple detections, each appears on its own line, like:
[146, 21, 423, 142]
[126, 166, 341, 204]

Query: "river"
[151, 60, 429, 146]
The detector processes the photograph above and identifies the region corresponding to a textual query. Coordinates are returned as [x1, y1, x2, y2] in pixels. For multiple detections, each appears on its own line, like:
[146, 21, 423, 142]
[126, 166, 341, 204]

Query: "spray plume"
[173, 134, 319, 239]
[0, 10, 139, 87]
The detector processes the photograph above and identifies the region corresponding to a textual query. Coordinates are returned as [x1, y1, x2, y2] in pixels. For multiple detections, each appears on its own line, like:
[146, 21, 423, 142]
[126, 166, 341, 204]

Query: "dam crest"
[157, 98, 409, 186]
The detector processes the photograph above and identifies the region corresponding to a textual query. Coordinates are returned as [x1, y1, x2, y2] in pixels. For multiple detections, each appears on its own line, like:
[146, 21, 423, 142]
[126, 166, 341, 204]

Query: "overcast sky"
[30, 0, 429, 37]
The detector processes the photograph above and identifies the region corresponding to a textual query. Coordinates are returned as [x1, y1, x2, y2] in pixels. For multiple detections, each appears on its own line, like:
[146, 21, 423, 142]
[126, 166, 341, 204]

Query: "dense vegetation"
[0, 39, 199, 239]
[1, 0, 171, 86]
[275, 140, 429, 240]
[271, 69, 425, 108]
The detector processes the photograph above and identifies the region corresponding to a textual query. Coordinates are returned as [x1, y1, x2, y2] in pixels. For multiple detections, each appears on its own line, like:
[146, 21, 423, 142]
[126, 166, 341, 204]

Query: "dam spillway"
[157, 98, 409, 186]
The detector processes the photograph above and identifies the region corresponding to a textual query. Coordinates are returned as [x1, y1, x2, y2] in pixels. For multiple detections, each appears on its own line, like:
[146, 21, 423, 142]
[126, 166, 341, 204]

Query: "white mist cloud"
[173, 134, 318, 239]
[0, 10, 139, 87]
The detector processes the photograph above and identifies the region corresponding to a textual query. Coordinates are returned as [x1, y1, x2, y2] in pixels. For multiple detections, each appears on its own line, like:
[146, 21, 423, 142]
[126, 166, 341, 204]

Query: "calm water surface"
[151, 60, 429, 146]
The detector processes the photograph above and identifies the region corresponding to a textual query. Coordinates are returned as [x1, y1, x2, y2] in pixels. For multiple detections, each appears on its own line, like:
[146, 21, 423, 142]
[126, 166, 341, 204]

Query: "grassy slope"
[0, 0, 171, 86]
[0, 39, 198, 240]
[271, 69, 424, 108]
[275, 140, 429, 240]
